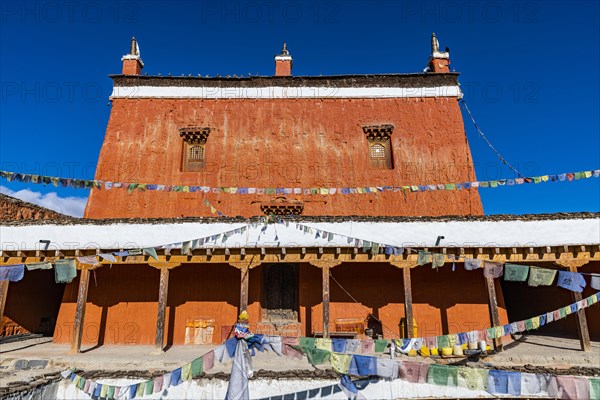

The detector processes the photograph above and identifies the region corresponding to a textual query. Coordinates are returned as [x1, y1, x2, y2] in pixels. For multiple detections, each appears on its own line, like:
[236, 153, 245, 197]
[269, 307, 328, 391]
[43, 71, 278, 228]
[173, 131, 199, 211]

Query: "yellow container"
[408, 349, 417, 357]
[486, 345, 491, 351]
[429, 347, 439, 356]
[420, 346, 430, 357]
[462, 343, 468, 349]
[441, 347, 453, 356]
[399, 318, 418, 339]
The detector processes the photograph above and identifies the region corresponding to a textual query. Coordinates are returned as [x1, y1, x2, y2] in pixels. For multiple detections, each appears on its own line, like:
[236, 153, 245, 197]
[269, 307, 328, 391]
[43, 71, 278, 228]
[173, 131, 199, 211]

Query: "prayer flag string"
[1, 168, 598, 196]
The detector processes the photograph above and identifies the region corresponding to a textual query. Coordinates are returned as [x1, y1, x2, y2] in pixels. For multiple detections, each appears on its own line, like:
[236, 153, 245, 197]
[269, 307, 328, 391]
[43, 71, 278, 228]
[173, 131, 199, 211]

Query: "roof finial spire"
[130, 36, 139, 56]
[280, 42, 289, 56]
[431, 32, 439, 55]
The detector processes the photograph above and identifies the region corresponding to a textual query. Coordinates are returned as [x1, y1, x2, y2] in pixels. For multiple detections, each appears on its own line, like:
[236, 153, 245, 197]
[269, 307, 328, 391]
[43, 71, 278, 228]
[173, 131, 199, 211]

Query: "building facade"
[84, 36, 483, 219]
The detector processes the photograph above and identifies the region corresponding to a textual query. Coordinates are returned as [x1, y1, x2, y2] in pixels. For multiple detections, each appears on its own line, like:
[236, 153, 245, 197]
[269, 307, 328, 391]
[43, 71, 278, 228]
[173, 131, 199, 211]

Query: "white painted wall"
[1, 218, 598, 251]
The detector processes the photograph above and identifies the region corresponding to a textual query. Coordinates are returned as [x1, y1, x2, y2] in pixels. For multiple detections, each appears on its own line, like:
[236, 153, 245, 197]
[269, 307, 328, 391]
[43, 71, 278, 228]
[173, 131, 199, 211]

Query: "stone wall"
[0, 194, 69, 221]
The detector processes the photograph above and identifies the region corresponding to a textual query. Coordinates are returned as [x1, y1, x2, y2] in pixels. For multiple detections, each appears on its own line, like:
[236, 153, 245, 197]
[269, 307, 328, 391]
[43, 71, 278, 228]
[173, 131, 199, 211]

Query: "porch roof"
[1, 213, 598, 252]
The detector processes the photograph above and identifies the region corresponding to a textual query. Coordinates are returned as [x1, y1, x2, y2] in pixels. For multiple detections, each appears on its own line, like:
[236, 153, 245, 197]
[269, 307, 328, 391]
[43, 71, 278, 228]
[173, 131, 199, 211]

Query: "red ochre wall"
[84, 97, 483, 218]
[53, 262, 508, 345]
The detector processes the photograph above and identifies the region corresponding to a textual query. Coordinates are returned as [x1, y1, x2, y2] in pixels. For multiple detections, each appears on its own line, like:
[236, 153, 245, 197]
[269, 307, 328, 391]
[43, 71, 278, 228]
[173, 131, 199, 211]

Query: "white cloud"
[0, 186, 87, 218]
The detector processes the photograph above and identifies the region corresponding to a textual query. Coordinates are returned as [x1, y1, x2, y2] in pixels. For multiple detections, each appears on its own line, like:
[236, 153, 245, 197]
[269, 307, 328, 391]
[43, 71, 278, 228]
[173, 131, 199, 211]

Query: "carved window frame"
[363, 124, 394, 170]
[180, 127, 210, 172]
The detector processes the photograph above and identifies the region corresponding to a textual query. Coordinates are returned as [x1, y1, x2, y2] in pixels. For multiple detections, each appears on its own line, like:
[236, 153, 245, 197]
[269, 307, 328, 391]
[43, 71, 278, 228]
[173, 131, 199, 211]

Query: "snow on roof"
[1, 214, 598, 251]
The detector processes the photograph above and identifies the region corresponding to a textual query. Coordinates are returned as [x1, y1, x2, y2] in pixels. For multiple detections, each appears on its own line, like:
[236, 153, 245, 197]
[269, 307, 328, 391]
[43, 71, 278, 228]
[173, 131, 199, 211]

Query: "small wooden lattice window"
[363, 124, 394, 170]
[180, 127, 210, 172]
[188, 145, 205, 162]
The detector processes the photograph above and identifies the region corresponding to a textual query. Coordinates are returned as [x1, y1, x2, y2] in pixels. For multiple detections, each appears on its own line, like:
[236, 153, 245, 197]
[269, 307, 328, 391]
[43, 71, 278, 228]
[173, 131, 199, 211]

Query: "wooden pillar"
[240, 265, 249, 311]
[310, 260, 341, 338]
[155, 267, 169, 352]
[229, 260, 261, 314]
[403, 267, 414, 338]
[390, 260, 418, 339]
[322, 265, 330, 338]
[484, 275, 503, 351]
[70, 267, 90, 354]
[569, 264, 591, 352]
[0, 280, 9, 332]
[149, 262, 180, 354]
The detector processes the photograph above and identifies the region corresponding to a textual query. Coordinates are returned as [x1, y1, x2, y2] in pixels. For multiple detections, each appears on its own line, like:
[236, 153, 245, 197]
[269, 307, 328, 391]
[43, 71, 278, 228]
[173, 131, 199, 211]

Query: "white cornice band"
[110, 85, 463, 99]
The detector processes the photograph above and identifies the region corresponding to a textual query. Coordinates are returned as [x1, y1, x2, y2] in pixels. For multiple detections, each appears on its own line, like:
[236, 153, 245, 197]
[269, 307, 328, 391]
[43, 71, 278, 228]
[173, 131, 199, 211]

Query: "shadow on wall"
[499, 261, 600, 341]
[3, 269, 65, 337]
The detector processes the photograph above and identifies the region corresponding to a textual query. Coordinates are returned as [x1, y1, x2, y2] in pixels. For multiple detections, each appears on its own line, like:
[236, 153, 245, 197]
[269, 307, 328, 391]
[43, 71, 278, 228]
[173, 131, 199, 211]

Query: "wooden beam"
[0, 280, 9, 333]
[155, 267, 169, 353]
[70, 268, 90, 354]
[402, 267, 414, 339]
[484, 276, 503, 352]
[1, 245, 598, 266]
[570, 265, 591, 352]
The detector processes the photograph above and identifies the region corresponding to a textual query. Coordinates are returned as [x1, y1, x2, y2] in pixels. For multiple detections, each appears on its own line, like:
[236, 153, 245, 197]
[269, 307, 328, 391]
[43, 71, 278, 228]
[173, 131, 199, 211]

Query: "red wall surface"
[84, 97, 483, 218]
[53, 262, 510, 345]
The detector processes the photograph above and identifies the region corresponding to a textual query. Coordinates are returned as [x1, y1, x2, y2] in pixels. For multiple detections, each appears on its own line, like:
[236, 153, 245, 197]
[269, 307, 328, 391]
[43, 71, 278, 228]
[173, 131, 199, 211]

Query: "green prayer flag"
[26, 261, 53, 271]
[54, 259, 77, 284]
[524, 319, 533, 331]
[143, 247, 158, 261]
[437, 335, 450, 348]
[432, 253, 445, 269]
[77, 377, 86, 390]
[479, 181, 489, 188]
[589, 378, 600, 400]
[191, 357, 203, 377]
[559, 307, 567, 319]
[127, 183, 138, 193]
[427, 364, 458, 387]
[417, 251, 433, 266]
[487, 328, 496, 339]
[489, 181, 498, 188]
[374, 339, 388, 352]
[504, 263, 529, 282]
[107, 385, 115, 399]
[299, 337, 315, 349]
[444, 183, 456, 190]
[302, 346, 330, 365]
[144, 380, 153, 395]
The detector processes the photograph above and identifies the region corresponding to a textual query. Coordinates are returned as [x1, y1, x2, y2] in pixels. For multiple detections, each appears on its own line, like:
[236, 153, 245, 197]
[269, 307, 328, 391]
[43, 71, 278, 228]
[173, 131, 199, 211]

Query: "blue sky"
[1, 0, 598, 216]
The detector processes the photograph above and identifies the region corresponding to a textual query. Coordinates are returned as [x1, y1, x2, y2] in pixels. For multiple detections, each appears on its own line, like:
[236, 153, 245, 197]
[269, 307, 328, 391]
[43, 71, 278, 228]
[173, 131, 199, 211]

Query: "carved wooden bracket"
[389, 260, 418, 269]
[148, 262, 181, 270]
[554, 258, 590, 269]
[229, 261, 262, 270]
[309, 260, 342, 269]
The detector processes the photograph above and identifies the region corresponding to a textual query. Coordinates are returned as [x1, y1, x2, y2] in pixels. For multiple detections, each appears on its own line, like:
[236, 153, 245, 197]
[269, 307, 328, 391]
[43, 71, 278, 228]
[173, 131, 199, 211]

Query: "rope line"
[460, 99, 524, 178]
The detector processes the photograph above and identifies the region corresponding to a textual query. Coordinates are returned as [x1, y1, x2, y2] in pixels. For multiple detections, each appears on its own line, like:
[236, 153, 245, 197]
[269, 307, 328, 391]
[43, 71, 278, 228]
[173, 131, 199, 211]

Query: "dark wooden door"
[262, 264, 298, 321]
